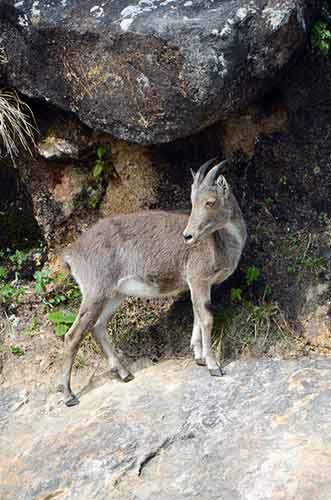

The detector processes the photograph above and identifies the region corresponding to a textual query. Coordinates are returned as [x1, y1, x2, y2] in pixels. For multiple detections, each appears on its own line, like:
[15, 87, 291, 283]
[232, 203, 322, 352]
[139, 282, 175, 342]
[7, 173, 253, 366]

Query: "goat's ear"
[190, 168, 195, 180]
[216, 175, 230, 198]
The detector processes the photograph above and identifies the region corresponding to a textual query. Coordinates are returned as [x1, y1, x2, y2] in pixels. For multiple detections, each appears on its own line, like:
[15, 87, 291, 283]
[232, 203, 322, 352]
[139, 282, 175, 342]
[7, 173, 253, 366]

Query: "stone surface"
[300, 284, 331, 350]
[18, 157, 91, 239]
[0, 0, 315, 144]
[37, 136, 79, 160]
[99, 140, 160, 216]
[1, 357, 331, 499]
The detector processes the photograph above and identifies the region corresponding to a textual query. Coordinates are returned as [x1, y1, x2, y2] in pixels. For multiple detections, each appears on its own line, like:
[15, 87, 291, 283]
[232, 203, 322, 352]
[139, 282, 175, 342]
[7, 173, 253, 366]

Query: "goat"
[60, 158, 247, 406]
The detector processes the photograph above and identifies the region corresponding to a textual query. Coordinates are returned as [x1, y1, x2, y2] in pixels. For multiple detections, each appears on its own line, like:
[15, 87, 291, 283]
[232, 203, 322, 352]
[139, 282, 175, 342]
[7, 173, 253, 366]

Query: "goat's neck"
[214, 203, 247, 271]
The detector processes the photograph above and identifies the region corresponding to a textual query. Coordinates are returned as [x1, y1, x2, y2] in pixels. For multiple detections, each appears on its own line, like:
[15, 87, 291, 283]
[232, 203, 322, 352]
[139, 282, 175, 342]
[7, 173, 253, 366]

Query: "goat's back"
[63, 211, 190, 296]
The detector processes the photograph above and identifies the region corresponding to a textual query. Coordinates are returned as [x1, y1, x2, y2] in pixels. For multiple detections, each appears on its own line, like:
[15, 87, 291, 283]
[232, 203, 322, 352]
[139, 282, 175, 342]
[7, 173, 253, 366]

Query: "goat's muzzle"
[182, 231, 196, 245]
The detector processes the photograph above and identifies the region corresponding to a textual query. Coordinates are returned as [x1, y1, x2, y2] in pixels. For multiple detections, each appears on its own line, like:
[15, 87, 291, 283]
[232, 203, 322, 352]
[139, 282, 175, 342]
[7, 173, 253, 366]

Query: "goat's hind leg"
[92, 294, 134, 383]
[62, 298, 104, 407]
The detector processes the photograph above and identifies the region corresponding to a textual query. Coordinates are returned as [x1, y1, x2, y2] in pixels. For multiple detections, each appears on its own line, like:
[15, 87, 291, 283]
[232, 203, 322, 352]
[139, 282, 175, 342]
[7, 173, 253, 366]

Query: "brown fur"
[60, 159, 247, 406]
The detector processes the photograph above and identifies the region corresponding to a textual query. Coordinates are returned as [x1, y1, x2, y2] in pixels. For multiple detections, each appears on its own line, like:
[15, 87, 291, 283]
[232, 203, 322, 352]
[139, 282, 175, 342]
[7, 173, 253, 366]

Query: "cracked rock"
[1, 357, 331, 499]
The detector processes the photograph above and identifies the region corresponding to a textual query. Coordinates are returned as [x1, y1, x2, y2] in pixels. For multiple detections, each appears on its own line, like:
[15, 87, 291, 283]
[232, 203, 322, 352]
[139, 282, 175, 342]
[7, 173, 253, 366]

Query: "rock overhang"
[0, 0, 316, 144]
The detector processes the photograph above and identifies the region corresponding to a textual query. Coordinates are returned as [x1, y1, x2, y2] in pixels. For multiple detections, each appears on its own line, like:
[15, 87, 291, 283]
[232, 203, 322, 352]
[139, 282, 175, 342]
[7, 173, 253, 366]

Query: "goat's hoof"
[65, 394, 80, 407]
[110, 368, 134, 383]
[122, 372, 134, 383]
[209, 367, 224, 377]
[195, 358, 206, 367]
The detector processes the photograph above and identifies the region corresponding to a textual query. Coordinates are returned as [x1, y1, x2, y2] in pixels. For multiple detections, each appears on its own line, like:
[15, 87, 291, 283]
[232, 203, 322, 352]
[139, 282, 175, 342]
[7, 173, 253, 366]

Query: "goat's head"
[183, 158, 232, 245]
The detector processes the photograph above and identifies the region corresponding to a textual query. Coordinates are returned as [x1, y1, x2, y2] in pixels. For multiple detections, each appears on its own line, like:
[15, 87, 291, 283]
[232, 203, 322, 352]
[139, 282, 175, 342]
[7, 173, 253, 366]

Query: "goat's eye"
[206, 200, 216, 208]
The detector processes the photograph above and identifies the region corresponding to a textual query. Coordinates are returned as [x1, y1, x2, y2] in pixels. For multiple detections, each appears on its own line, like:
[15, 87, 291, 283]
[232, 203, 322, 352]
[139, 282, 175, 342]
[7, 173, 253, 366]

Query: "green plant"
[34, 269, 53, 295]
[46, 276, 81, 306]
[264, 285, 273, 298]
[0, 266, 7, 280]
[318, 212, 330, 225]
[86, 145, 118, 210]
[245, 265, 261, 286]
[230, 288, 242, 302]
[92, 146, 107, 179]
[10, 344, 24, 356]
[9, 249, 28, 271]
[311, 21, 331, 55]
[48, 311, 76, 337]
[299, 255, 326, 274]
[0, 282, 26, 303]
[92, 145, 117, 181]
[9, 249, 29, 279]
[24, 317, 39, 337]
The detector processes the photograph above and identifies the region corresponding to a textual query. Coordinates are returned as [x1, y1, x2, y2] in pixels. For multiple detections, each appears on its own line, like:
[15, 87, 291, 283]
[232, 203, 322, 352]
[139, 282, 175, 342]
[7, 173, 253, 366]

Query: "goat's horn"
[193, 157, 218, 184]
[202, 159, 231, 186]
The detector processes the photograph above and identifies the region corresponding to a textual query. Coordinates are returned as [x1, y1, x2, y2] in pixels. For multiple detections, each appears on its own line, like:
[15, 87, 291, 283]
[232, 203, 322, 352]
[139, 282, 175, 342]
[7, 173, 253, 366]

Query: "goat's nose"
[183, 233, 193, 242]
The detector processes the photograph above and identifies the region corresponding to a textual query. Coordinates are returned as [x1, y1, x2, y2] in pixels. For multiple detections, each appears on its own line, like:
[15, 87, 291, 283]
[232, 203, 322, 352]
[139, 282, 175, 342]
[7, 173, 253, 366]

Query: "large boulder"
[1, 357, 331, 499]
[0, 0, 316, 144]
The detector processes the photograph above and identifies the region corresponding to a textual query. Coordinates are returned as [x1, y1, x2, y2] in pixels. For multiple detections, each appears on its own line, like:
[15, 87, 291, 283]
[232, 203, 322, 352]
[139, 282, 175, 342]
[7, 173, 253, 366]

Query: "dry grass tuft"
[213, 298, 299, 362]
[0, 89, 37, 162]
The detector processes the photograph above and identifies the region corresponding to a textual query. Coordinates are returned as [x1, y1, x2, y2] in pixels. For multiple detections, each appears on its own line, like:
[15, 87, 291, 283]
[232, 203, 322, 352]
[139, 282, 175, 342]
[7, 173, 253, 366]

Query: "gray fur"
[61, 159, 247, 406]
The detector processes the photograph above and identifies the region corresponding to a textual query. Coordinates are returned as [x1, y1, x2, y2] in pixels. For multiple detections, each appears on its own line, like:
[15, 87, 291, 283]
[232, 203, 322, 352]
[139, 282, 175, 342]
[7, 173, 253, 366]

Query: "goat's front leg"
[190, 307, 205, 366]
[189, 281, 224, 377]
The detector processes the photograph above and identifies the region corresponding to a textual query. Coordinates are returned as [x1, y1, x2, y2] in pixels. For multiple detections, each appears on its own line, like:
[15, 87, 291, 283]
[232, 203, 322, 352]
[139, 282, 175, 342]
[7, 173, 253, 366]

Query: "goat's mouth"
[182, 233, 197, 245]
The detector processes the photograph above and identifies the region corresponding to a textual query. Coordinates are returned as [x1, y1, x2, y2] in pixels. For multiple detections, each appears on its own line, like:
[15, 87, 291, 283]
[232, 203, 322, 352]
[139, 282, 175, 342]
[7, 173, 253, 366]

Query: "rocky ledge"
[1, 356, 331, 499]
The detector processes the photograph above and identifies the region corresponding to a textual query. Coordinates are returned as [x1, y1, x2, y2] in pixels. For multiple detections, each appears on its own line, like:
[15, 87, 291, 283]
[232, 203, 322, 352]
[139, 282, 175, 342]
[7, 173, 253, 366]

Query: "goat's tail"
[60, 252, 86, 298]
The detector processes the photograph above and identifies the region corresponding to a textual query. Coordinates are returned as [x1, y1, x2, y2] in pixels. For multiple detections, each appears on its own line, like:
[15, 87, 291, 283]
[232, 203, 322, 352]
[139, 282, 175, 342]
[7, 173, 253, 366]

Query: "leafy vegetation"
[0, 266, 7, 280]
[0, 283, 26, 304]
[0, 249, 80, 343]
[245, 265, 261, 286]
[9, 249, 29, 273]
[0, 250, 27, 305]
[10, 344, 24, 356]
[92, 145, 117, 181]
[48, 311, 76, 337]
[229, 265, 261, 305]
[88, 145, 118, 209]
[311, 21, 331, 55]
[230, 287, 242, 302]
[34, 269, 53, 295]
[311, 0, 331, 55]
